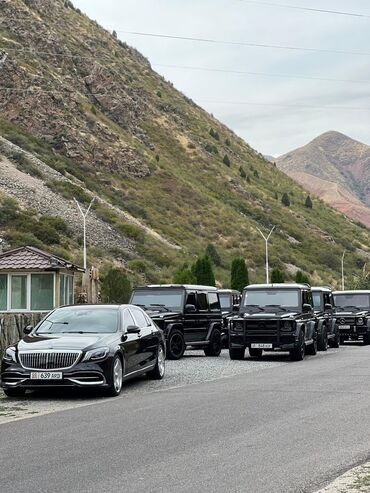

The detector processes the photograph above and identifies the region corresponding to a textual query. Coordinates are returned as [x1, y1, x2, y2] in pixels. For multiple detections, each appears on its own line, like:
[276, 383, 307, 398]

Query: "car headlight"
[357, 318, 364, 326]
[282, 321, 294, 331]
[83, 347, 109, 362]
[233, 322, 244, 333]
[3, 346, 17, 363]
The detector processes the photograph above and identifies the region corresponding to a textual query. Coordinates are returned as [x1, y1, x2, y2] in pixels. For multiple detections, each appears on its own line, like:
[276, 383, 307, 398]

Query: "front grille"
[19, 351, 81, 370]
[337, 317, 355, 325]
[245, 321, 279, 336]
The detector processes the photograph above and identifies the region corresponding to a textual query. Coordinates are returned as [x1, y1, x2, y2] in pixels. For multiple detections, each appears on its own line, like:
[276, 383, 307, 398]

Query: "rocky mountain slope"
[276, 131, 370, 227]
[0, 0, 369, 286]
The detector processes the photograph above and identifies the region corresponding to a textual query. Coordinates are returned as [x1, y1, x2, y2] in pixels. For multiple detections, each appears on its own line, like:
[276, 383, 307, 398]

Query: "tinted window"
[312, 292, 322, 309]
[219, 294, 232, 310]
[186, 292, 196, 306]
[36, 307, 118, 334]
[123, 310, 136, 331]
[131, 290, 184, 311]
[197, 293, 209, 311]
[303, 291, 313, 307]
[208, 292, 221, 311]
[131, 307, 150, 327]
[334, 293, 370, 309]
[242, 289, 300, 310]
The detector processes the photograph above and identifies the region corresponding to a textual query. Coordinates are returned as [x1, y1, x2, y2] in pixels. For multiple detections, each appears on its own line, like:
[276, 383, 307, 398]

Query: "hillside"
[0, 0, 370, 287]
[276, 131, 370, 227]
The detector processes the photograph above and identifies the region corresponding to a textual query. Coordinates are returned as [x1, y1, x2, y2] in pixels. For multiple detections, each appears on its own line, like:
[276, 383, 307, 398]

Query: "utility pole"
[74, 197, 95, 270]
[257, 226, 275, 284]
[341, 250, 346, 291]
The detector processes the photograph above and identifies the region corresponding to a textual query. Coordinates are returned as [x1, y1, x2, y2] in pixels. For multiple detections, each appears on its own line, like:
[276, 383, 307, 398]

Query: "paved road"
[1, 346, 370, 493]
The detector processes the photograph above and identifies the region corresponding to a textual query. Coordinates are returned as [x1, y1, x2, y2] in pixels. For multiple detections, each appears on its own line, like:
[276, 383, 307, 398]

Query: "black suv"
[229, 283, 317, 361]
[312, 286, 340, 350]
[333, 290, 370, 345]
[130, 285, 223, 359]
[218, 289, 241, 348]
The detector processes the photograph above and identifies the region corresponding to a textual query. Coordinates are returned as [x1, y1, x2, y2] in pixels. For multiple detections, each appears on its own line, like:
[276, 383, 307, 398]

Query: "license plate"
[251, 343, 273, 349]
[338, 325, 350, 330]
[30, 372, 63, 380]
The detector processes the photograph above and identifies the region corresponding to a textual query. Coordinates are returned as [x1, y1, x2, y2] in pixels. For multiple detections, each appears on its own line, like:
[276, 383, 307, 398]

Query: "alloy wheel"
[157, 346, 165, 377]
[113, 358, 123, 393]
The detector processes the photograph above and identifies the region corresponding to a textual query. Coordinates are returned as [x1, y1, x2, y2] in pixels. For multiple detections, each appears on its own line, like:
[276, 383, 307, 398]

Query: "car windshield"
[36, 307, 119, 334]
[219, 294, 232, 310]
[131, 290, 184, 311]
[312, 292, 322, 309]
[333, 294, 370, 310]
[242, 289, 300, 311]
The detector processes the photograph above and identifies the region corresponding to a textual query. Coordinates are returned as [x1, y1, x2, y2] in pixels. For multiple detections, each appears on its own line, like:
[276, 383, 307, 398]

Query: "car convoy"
[1, 283, 370, 397]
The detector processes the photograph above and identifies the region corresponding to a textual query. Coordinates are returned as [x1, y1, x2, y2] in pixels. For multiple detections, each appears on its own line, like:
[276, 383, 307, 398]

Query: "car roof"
[311, 286, 332, 293]
[57, 304, 140, 310]
[218, 289, 240, 294]
[333, 290, 370, 295]
[137, 284, 218, 291]
[245, 283, 310, 290]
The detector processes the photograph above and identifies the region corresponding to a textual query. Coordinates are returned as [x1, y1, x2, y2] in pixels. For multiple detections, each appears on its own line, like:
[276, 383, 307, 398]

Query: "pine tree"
[281, 192, 290, 207]
[173, 263, 196, 284]
[295, 271, 310, 285]
[101, 267, 132, 303]
[206, 243, 221, 266]
[305, 195, 313, 209]
[223, 154, 231, 166]
[230, 258, 249, 292]
[192, 255, 215, 286]
[271, 267, 284, 283]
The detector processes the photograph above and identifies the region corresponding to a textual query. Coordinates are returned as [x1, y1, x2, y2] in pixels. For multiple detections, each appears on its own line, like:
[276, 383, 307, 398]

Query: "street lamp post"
[257, 226, 275, 284]
[74, 197, 95, 270]
[341, 250, 346, 291]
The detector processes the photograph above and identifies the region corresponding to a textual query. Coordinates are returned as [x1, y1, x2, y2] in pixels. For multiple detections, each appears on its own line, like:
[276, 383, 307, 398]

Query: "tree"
[101, 267, 132, 303]
[305, 195, 313, 209]
[112, 30, 117, 39]
[239, 166, 246, 179]
[173, 263, 196, 284]
[295, 271, 310, 285]
[281, 192, 291, 207]
[230, 258, 249, 292]
[206, 243, 221, 266]
[192, 255, 215, 286]
[225, 138, 231, 146]
[253, 169, 259, 178]
[271, 267, 284, 283]
[223, 154, 231, 167]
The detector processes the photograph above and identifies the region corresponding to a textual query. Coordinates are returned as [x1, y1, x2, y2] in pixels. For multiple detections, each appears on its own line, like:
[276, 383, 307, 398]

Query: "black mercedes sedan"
[1, 304, 166, 397]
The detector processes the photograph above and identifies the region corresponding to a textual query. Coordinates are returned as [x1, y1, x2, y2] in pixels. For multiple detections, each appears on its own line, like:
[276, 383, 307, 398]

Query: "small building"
[0, 246, 84, 313]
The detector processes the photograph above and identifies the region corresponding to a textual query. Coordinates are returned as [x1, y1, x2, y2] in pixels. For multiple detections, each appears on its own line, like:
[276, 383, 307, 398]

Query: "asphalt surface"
[1, 345, 370, 493]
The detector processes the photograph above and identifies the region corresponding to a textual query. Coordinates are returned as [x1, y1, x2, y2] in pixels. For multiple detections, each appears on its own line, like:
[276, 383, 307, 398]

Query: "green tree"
[192, 255, 215, 286]
[101, 267, 132, 303]
[223, 154, 231, 167]
[271, 267, 284, 283]
[239, 166, 246, 179]
[295, 271, 310, 285]
[281, 192, 291, 207]
[253, 169, 259, 178]
[206, 243, 221, 266]
[225, 138, 231, 146]
[305, 195, 313, 209]
[230, 258, 249, 292]
[173, 263, 196, 284]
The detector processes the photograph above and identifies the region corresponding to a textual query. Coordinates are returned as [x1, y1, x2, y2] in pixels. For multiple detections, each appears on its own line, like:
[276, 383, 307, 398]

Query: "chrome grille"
[19, 351, 81, 370]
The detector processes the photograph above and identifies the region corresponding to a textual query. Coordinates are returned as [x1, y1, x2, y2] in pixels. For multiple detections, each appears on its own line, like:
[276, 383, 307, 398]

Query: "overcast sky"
[73, 0, 370, 156]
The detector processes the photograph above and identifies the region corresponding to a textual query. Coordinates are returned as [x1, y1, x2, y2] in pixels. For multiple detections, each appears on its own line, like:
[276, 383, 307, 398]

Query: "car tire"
[328, 328, 340, 348]
[166, 329, 186, 360]
[204, 328, 222, 357]
[317, 327, 328, 351]
[147, 345, 166, 380]
[290, 331, 305, 361]
[363, 334, 370, 346]
[229, 347, 245, 360]
[106, 355, 123, 397]
[306, 336, 317, 356]
[340, 336, 346, 345]
[3, 387, 26, 398]
[249, 348, 263, 358]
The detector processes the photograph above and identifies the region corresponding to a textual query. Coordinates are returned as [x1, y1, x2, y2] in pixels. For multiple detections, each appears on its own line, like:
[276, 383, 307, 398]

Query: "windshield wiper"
[61, 331, 97, 334]
[337, 305, 360, 311]
[244, 305, 264, 312]
[264, 305, 289, 312]
[149, 304, 170, 312]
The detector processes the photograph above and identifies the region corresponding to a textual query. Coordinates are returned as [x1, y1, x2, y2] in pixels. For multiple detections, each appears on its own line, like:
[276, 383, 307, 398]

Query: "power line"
[237, 0, 370, 18]
[117, 30, 370, 57]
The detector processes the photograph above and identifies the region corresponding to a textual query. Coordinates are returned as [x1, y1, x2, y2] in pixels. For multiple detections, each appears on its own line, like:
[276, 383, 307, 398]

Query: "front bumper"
[230, 331, 298, 351]
[337, 325, 369, 337]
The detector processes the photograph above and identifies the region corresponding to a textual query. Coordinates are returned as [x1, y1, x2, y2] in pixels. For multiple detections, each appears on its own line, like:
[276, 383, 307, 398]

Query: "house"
[0, 246, 84, 313]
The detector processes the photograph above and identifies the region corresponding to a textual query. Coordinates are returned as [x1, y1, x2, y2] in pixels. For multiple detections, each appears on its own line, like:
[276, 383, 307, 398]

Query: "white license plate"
[338, 325, 350, 330]
[251, 343, 273, 349]
[30, 372, 63, 380]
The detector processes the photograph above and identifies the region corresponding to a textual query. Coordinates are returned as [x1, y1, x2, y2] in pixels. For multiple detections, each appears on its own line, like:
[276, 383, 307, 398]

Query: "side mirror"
[185, 304, 196, 313]
[324, 303, 332, 311]
[232, 304, 240, 312]
[126, 325, 141, 334]
[302, 304, 312, 313]
[23, 325, 33, 335]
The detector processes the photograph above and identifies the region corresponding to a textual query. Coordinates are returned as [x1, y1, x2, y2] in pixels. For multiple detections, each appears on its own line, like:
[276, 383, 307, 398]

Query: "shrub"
[206, 243, 221, 266]
[192, 255, 215, 286]
[253, 170, 259, 178]
[173, 263, 196, 284]
[101, 267, 132, 304]
[225, 138, 231, 146]
[239, 167, 246, 179]
[281, 193, 291, 207]
[295, 271, 310, 284]
[305, 195, 313, 209]
[271, 267, 284, 283]
[223, 154, 231, 167]
[230, 258, 249, 292]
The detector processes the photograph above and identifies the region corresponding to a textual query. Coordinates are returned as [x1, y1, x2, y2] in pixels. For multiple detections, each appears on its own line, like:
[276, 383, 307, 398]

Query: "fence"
[0, 313, 45, 357]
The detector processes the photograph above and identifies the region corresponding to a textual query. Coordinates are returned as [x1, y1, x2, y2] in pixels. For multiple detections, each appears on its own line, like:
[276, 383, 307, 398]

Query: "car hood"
[16, 333, 115, 352]
[333, 310, 369, 317]
[240, 311, 299, 320]
[145, 310, 181, 320]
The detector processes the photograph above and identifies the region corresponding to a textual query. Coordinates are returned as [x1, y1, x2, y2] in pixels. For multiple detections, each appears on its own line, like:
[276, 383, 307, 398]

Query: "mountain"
[276, 131, 370, 227]
[0, 0, 370, 287]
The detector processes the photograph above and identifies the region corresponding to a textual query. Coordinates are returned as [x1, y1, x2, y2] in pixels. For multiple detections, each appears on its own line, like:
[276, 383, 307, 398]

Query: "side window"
[123, 309, 136, 331]
[197, 292, 209, 311]
[304, 291, 313, 307]
[324, 293, 330, 306]
[208, 292, 220, 311]
[131, 307, 150, 327]
[330, 294, 335, 307]
[186, 292, 196, 307]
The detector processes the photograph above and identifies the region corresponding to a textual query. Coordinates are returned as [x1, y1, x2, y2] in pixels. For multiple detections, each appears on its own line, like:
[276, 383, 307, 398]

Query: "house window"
[11, 275, 28, 310]
[0, 274, 7, 311]
[60, 274, 74, 306]
[31, 274, 54, 311]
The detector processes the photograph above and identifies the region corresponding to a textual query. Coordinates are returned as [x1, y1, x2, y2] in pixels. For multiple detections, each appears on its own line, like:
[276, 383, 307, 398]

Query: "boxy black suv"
[332, 290, 370, 345]
[229, 283, 317, 361]
[312, 286, 340, 350]
[130, 285, 223, 359]
[218, 289, 241, 348]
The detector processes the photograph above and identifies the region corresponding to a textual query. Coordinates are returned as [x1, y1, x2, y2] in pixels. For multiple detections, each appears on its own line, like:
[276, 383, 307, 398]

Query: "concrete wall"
[0, 312, 46, 356]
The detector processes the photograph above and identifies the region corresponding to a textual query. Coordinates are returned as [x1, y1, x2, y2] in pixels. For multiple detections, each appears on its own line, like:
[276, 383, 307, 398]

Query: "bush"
[192, 255, 215, 286]
[295, 271, 310, 284]
[239, 167, 246, 179]
[223, 154, 231, 167]
[173, 263, 196, 284]
[206, 243, 221, 266]
[101, 267, 132, 304]
[271, 268, 284, 283]
[230, 258, 249, 292]
[305, 195, 313, 209]
[281, 193, 291, 207]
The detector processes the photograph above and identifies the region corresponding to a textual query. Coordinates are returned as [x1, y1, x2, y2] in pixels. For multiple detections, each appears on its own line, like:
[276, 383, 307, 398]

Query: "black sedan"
[1, 304, 166, 397]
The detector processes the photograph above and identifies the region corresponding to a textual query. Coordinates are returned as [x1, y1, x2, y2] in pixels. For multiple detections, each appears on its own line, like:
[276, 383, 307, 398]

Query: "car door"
[194, 291, 210, 341]
[302, 290, 315, 341]
[183, 291, 201, 343]
[324, 292, 335, 334]
[121, 308, 141, 375]
[130, 307, 157, 368]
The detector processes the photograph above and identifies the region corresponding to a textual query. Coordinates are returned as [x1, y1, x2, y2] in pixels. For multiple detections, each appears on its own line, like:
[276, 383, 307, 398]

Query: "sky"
[73, 0, 370, 156]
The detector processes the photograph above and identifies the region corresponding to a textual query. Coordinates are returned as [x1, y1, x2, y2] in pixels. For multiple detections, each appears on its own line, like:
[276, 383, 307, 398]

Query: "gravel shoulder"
[0, 349, 286, 425]
[317, 462, 370, 493]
